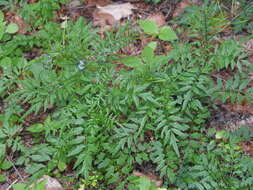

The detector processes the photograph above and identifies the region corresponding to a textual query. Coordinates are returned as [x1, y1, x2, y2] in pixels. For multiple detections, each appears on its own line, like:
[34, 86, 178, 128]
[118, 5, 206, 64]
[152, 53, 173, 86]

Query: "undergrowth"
[0, 1, 253, 190]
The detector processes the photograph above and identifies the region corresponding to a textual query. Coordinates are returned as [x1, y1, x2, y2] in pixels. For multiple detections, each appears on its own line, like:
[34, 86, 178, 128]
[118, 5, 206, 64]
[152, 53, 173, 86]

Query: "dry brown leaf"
[97, 3, 134, 21]
[85, 0, 112, 6]
[173, 0, 192, 17]
[222, 103, 253, 115]
[133, 170, 163, 187]
[92, 3, 134, 29]
[147, 12, 166, 27]
[93, 9, 115, 27]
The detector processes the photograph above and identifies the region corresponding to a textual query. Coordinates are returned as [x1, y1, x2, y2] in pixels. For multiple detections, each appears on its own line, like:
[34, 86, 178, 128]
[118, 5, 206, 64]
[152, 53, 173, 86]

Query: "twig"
[6, 157, 25, 183]
[6, 179, 18, 190]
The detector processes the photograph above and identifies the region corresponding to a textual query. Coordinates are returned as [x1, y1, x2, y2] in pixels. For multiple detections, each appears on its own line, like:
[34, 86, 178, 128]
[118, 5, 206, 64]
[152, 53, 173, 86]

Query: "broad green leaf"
[137, 176, 152, 190]
[27, 123, 44, 133]
[121, 56, 142, 68]
[0, 24, 4, 40]
[6, 23, 19, 34]
[0, 57, 12, 75]
[33, 180, 46, 190]
[158, 26, 178, 41]
[0, 11, 3, 22]
[139, 20, 159, 35]
[239, 79, 250, 90]
[58, 161, 67, 172]
[170, 133, 179, 157]
[147, 41, 157, 50]
[141, 42, 157, 62]
[182, 91, 192, 110]
[30, 62, 44, 79]
[67, 145, 85, 157]
[0, 144, 5, 161]
[31, 154, 50, 162]
[207, 141, 216, 151]
[69, 136, 85, 145]
[25, 163, 45, 174]
[167, 167, 175, 183]
[141, 46, 154, 62]
[172, 128, 187, 137]
[1, 160, 12, 170]
[12, 183, 27, 190]
[233, 74, 240, 88]
[215, 130, 226, 139]
[0, 174, 5, 182]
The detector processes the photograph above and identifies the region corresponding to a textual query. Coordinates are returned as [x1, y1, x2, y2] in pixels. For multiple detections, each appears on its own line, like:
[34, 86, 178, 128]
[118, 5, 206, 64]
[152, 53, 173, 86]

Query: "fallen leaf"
[139, 20, 159, 35]
[97, 3, 134, 21]
[92, 3, 134, 29]
[93, 9, 115, 27]
[6, 23, 19, 34]
[147, 12, 166, 28]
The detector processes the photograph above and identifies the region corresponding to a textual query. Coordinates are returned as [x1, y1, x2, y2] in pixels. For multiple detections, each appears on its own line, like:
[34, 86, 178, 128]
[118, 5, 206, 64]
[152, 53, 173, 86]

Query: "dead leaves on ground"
[93, 3, 135, 28]
[147, 12, 166, 27]
[172, 0, 192, 17]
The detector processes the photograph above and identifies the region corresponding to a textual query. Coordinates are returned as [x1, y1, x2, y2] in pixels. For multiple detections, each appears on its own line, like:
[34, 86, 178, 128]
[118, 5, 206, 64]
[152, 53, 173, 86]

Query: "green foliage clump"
[0, 1, 253, 190]
[231, 0, 253, 33]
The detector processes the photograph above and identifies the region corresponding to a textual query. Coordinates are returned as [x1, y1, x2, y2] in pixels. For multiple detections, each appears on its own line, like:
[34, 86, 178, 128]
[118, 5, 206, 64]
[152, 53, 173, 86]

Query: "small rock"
[30, 175, 63, 190]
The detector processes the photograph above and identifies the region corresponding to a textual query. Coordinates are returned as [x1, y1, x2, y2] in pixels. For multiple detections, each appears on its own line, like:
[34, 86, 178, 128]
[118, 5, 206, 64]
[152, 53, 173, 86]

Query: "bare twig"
[6, 157, 25, 183]
[6, 179, 18, 190]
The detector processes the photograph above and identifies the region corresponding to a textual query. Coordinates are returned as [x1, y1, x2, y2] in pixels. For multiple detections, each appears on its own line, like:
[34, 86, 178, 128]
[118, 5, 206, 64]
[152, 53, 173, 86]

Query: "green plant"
[174, 0, 227, 40]
[131, 176, 167, 190]
[0, 10, 19, 40]
[230, 0, 253, 33]
[0, 1, 253, 189]
[139, 20, 178, 41]
[19, 0, 68, 27]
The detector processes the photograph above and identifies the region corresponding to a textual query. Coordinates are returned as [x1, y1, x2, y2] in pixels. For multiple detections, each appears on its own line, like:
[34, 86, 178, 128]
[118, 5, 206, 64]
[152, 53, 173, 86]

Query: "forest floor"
[1, 0, 253, 189]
